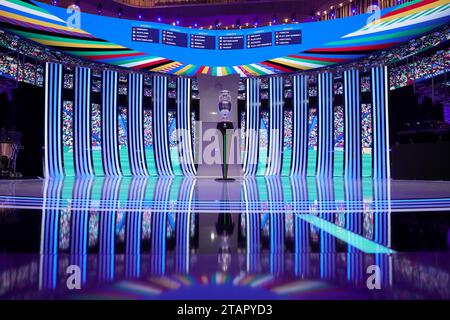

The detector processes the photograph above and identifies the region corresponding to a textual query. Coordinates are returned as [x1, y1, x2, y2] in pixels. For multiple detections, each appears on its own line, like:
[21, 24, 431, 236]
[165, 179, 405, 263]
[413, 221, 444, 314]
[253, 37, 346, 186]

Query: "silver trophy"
[218, 90, 232, 120]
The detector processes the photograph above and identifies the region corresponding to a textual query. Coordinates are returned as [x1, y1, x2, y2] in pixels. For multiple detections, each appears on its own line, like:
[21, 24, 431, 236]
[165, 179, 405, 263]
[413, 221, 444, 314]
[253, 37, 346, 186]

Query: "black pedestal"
[215, 121, 235, 182]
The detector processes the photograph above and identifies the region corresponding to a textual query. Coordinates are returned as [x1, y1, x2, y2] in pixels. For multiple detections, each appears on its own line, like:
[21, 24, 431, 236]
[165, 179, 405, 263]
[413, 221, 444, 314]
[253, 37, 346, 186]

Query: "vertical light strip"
[266, 177, 284, 273]
[317, 72, 334, 178]
[125, 178, 146, 278]
[291, 177, 310, 277]
[44, 62, 63, 178]
[316, 178, 336, 280]
[175, 178, 196, 273]
[242, 178, 261, 272]
[291, 75, 309, 177]
[128, 73, 149, 176]
[151, 178, 173, 274]
[153, 76, 174, 177]
[344, 69, 362, 179]
[74, 67, 94, 177]
[373, 179, 392, 286]
[102, 70, 122, 176]
[70, 178, 93, 285]
[243, 78, 261, 176]
[371, 66, 391, 180]
[344, 178, 363, 282]
[177, 77, 197, 176]
[266, 77, 283, 176]
[39, 179, 63, 289]
[98, 178, 120, 282]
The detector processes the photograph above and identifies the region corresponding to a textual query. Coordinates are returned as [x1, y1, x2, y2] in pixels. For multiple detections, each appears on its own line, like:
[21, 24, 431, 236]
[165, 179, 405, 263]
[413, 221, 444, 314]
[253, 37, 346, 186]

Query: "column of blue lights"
[243, 78, 261, 176]
[373, 179, 393, 288]
[344, 69, 362, 179]
[98, 178, 120, 282]
[175, 178, 196, 273]
[291, 177, 310, 277]
[153, 76, 174, 177]
[70, 178, 93, 286]
[317, 72, 334, 178]
[177, 77, 196, 176]
[101, 70, 122, 176]
[74, 67, 94, 177]
[150, 178, 172, 274]
[242, 178, 261, 272]
[44, 62, 64, 178]
[290, 75, 309, 177]
[266, 177, 285, 274]
[128, 73, 149, 176]
[317, 179, 336, 279]
[371, 65, 391, 180]
[125, 178, 146, 278]
[266, 77, 284, 176]
[39, 179, 63, 289]
[344, 179, 364, 283]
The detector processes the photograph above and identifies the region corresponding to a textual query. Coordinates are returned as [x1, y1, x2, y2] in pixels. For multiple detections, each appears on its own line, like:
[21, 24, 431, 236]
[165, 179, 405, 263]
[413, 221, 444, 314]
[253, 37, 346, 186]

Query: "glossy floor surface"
[0, 178, 449, 299]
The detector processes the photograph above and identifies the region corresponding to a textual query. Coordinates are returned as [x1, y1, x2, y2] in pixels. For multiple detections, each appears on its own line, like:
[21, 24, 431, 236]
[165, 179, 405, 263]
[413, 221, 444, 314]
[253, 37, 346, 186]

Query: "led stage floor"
[1, 177, 450, 212]
[0, 178, 450, 300]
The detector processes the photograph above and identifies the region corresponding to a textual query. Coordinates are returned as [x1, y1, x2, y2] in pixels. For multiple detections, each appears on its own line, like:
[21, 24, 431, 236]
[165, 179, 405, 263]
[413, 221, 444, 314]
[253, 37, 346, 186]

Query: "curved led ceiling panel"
[0, 0, 449, 77]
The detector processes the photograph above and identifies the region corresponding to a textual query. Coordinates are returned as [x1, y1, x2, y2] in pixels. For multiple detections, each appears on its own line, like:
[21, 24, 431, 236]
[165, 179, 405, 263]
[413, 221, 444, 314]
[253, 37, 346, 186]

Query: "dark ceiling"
[40, 0, 333, 27]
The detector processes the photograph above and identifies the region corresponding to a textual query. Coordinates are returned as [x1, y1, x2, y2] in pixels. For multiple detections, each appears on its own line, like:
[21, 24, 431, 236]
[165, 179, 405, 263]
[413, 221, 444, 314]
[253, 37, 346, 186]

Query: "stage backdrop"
[1, 0, 448, 76]
[196, 74, 241, 177]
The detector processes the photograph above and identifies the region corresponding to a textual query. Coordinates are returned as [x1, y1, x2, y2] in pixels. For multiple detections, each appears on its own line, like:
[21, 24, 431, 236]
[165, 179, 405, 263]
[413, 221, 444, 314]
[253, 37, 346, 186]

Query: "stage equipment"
[216, 90, 235, 181]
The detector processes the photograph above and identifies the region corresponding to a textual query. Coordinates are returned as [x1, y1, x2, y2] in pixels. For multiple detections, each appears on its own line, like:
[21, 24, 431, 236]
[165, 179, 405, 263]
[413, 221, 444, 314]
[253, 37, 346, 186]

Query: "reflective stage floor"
[0, 177, 449, 299]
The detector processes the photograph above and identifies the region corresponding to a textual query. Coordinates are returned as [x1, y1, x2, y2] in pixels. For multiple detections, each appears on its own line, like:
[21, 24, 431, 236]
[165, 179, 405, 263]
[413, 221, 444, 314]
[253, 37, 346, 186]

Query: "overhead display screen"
[131, 26, 159, 43]
[275, 30, 302, 46]
[219, 35, 245, 50]
[1, 0, 448, 77]
[247, 31, 273, 49]
[190, 34, 216, 50]
[162, 30, 188, 47]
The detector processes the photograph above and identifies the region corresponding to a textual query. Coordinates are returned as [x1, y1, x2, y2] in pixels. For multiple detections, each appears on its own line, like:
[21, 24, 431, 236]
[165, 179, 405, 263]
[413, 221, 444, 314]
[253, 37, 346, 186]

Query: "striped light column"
[177, 77, 196, 176]
[44, 62, 64, 178]
[128, 73, 149, 176]
[39, 179, 63, 289]
[266, 77, 284, 176]
[242, 178, 261, 254]
[98, 178, 121, 282]
[243, 178, 262, 273]
[266, 177, 285, 274]
[125, 178, 147, 278]
[371, 66, 391, 180]
[317, 72, 334, 178]
[373, 179, 392, 287]
[344, 69, 362, 179]
[74, 67, 94, 177]
[175, 178, 196, 273]
[316, 179, 336, 280]
[70, 178, 94, 286]
[344, 179, 364, 283]
[243, 78, 261, 176]
[291, 75, 309, 177]
[101, 70, 122, 176]
[291, 177, 310, 277]
[153, 76, 174, 177]
[150, 178, 173, 274]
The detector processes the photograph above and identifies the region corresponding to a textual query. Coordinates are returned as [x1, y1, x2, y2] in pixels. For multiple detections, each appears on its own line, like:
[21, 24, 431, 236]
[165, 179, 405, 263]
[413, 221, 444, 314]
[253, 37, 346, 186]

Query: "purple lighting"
[272, 14, 277, 24]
